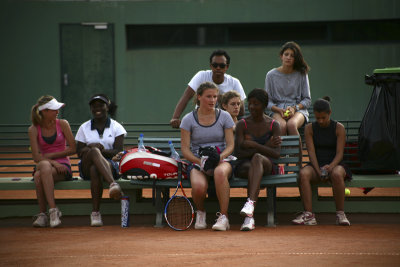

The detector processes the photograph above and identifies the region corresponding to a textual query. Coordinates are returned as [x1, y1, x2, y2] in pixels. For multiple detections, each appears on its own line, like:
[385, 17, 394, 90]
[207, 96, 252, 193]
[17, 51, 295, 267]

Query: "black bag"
[198, 146, 220, 173]
[358, 72, 400, 170]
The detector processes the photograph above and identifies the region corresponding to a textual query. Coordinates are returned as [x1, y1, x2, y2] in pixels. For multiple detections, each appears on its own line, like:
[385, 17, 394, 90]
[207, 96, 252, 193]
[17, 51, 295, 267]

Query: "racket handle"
[178, 161, 182, 181]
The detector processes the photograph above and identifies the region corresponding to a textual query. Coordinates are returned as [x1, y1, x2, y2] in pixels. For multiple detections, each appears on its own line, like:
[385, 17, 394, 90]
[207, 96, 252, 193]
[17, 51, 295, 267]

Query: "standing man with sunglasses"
[170, 50, 246, 128]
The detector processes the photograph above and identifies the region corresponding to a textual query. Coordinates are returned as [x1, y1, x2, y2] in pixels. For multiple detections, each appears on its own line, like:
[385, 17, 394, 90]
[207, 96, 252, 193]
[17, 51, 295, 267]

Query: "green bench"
[302, 120, 400, 214]
[0, 123, 180, 219]
[0, 122, 399, 227]
[127, 135, 301, 227]
[127, 133, 400, 227]
[0, 123, 179, 177]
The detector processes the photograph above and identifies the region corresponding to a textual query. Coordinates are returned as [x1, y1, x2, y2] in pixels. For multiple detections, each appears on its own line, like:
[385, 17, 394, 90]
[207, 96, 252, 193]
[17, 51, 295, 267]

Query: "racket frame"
[164, 161, 194, 230]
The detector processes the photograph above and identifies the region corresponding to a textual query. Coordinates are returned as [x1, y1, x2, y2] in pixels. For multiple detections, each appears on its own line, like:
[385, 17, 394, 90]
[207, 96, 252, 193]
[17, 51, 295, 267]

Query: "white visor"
[38, 98, 65, 111]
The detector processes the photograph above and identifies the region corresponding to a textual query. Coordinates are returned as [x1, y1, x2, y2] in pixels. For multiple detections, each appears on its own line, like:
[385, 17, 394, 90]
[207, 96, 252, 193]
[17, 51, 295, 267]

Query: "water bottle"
[168, 140, 181, 161]
[320, 168, 328, 180]
[121, 196, 130, 227]
[138, 133, 146, 152]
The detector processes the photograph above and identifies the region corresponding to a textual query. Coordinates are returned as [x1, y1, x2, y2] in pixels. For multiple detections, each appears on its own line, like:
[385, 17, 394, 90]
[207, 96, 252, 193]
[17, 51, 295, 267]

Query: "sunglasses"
[211, 63, 227, 69]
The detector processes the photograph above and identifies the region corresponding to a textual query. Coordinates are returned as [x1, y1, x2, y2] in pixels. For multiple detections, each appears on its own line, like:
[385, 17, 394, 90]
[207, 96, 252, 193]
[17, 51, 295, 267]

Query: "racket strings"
[166, 197, 193, 230]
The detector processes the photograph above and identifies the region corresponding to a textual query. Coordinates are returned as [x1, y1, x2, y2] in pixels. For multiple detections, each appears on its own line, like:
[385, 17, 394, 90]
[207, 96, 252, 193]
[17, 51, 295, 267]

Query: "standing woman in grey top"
[180, 82, 235, 231]
[265, 41, 311, 135]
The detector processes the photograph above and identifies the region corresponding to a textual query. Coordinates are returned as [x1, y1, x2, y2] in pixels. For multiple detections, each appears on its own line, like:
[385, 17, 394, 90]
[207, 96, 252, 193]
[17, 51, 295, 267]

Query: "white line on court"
[26, 252, 400, 258]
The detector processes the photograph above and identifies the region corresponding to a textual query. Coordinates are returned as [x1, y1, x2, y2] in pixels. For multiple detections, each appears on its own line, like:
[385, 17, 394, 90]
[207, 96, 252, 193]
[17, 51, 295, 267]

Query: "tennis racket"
[164, 162, 194, 230]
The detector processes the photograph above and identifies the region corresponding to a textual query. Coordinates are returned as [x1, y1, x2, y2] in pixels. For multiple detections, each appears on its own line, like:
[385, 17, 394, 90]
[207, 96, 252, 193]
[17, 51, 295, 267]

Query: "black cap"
[89, 95, 110, 105]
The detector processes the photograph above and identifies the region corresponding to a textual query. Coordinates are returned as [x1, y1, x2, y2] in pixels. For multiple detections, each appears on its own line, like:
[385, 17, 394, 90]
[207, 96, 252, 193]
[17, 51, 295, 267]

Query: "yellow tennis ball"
[345, 188, 351, 196]
[284, 110, 290, 117]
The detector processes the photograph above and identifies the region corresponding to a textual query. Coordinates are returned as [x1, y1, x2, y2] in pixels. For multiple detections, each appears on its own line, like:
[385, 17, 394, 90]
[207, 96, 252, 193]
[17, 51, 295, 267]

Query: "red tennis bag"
[119, 147, 187, 180]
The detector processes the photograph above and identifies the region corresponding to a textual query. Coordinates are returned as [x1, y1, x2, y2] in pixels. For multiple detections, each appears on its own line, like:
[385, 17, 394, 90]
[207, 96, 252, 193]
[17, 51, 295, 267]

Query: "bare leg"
[247, 153, 273, 201]
[298, 165, 319, 212]
[213, 162, 232, 215]
[330, 166, 347, 211]
[287, 113, 305, 162]
[33, 169, 47, 213]
[273, 114, 287, 135]
[90, 165, 103, 212]
[80, 147, 117, 211]
[286, 113, 305, 136]
[190, 169, 208, 211]
[33, 161, 65, 211]
[82, 147, 115, 184]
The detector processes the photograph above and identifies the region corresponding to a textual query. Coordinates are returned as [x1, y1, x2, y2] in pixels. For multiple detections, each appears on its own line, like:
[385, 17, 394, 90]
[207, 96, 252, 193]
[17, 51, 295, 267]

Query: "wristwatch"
[295, 104, 300, 111]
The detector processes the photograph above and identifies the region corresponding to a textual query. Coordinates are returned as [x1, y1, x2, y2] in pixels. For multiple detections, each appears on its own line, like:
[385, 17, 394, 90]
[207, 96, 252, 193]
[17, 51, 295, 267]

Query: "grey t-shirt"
[180, 109, 234, 157]
[265, 68, 311, 121]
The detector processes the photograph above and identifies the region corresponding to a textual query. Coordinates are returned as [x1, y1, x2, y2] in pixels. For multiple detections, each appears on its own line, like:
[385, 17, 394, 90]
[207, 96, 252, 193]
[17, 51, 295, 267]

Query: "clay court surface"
[1, 158, 400, 266]
[0, 213, 399, 267]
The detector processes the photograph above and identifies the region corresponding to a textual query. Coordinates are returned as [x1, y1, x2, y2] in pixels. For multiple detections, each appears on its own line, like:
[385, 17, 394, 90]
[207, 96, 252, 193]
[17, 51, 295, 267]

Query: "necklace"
[286, 74, 291, 84]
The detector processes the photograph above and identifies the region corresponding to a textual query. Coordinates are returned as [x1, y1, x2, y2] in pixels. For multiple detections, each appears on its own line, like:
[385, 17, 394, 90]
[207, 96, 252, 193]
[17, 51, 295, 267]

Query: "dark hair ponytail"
[89, 93, 118, 117]
[108, 101, 117, 117]
[313, 96, 331, 113]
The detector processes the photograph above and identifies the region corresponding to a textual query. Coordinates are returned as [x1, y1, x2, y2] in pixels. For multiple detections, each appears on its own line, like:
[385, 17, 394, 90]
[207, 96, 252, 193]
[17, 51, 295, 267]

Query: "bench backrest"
[0, 123, 180, 177]
[5, 117, 370, 177]
[275, 135, 301, 174]
[141, 135, 301, 174]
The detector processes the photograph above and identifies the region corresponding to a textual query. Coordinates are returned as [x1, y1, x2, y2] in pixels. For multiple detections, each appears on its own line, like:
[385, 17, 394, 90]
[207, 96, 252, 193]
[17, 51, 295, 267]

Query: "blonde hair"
[194, 82, 219, 106]
[31, 95, 54, 126]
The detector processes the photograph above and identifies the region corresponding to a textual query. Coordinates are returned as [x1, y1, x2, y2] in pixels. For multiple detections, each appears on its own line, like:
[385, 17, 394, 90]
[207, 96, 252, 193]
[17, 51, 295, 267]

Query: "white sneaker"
[292, 211, 317, 225]
[91, 211, 103, 227]
[240, 216, 255, 231]
[336, 211, 351, 226]
[194, 210, 207, 229]
[33, 212, 48, 227]
[49, 208, 62, 228]
[212, 212, 230, 231]
[240, 198, 255, 217]
[109, 182, 122, 200]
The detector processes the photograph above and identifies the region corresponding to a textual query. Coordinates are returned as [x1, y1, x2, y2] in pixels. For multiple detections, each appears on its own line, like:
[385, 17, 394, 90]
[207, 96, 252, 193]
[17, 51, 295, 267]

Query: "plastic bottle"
[168, 140, 180, 161]
[138, 133, 146, 152]
[320, 167, 328, 180]
[121, 196, 130, 227]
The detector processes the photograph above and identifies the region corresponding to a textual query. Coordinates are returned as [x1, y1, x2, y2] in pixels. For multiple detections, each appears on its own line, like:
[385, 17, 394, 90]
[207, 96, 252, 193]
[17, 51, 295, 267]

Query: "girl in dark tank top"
[292, 97, 352, 227]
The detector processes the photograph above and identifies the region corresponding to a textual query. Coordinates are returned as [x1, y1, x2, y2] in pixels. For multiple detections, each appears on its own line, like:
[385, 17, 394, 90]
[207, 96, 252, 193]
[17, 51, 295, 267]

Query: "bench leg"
[154, 187, 166, 228]
[311, 185, 318, 210]
[266, 186, 277, 227]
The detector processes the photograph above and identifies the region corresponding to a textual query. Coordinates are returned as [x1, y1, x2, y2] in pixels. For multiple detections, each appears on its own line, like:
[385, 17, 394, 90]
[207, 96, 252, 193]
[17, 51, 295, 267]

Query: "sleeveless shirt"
[36, 119, 70, 166]
[312, 120, 337, 166]
[243, 119, 275, 145]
